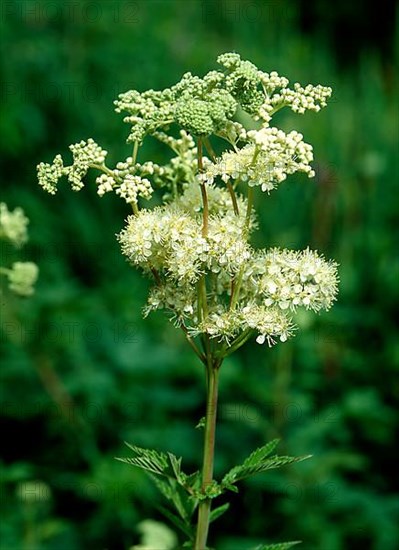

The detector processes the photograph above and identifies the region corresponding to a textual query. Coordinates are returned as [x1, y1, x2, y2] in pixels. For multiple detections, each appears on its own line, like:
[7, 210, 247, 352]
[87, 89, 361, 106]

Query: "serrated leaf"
[222, 441, 311, 486]
[222, 440, 280, 485]
[117, 443, 199, 493]
[244, 439, 281, 464]
[168, 452, 183, 482]
[209, 502, 230, 523]
[254, 541, 301, 550]
[116, 443, 168, 475]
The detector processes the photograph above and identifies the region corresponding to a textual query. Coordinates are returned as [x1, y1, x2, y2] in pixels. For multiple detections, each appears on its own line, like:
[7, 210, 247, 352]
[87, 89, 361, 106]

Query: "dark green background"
[1, 1, 398, 548]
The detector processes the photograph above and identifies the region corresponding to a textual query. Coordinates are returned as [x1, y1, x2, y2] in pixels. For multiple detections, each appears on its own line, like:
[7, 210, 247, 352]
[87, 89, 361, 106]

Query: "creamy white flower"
[202, 127, 314, 193]
[115, 175, 153, 205]
[0, 203, 29, 248]
[7, 262, 39, 296]
[244, 248, 339, 312]
[96, 174, 115, 196]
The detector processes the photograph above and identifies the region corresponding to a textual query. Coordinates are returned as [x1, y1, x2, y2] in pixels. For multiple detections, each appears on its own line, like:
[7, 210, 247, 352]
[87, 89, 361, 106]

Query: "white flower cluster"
[38, 53, 338, 349]
[243, 248, 339, 313]
[37, 139, 106, 194]
[37, 154, 66, 195]
[203, 127, 314, 192]
[0, 203, 39, 297]
[0, 202, 29, 247]
[118, 183, 338, 345]
[256, 78, 332, 123]
[195, 304, 293, 346]
[68, 139, 107, 191]
[7, 261, 39, 297]
[118, 183, 250, 284]
[96, 174, 115, 196]
[115, 175, 153, 205]
[273, 83, 332, 114]
[96, 159, 160, 205]
[258, 70, 289, 92]
[38, 139, 159, 206]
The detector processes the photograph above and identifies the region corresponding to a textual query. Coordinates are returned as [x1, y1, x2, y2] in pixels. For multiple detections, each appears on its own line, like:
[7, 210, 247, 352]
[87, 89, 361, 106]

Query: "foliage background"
[0, 1, 398, 548]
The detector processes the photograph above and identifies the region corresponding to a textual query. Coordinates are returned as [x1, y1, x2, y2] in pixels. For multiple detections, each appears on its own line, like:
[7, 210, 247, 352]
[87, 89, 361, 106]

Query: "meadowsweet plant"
[37, 52, 338, 549]
[0, 203, 39, 297]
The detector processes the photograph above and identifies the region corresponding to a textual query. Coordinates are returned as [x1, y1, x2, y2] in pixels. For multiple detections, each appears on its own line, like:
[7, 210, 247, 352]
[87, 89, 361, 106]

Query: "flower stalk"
[36, 51, 338, 548]
[195, 357, 221, 550]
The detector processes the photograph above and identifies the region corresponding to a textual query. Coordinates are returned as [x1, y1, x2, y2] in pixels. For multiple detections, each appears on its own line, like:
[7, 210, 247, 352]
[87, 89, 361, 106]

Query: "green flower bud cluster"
[116, 66, 239, 140]
[115, 88, 175, 143]
[0, 203, 39, 296]
[218, 53, 264, 115]
[175, 88, 237, 136]
[217, 52, 331, 123]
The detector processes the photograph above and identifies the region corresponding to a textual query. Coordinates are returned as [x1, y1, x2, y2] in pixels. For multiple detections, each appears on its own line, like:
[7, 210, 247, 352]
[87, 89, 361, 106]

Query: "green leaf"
[117, 443, 200, 493]
[222, 440, 311, 486]
[243, 439, 281, 463]
[150, 475, 190, 521]
[168, 452, 183, 483]
[209, 502, 230, 523]
[254, 542, 301, 550]
[116, 443, 168, 475]
[157, 504, 193, 539]
[150, 474, 175, 502]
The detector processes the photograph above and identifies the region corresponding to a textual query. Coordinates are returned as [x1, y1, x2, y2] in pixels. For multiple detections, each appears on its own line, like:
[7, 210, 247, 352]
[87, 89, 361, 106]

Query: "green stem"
[202, 136, 217, 160]
[218, 328, 253, 359]
[132, 140, 139, 164]
[203, 136, 239, 216]
[180, 324, 206, 363]
[194, 359, 220, 550]
[198, 138, 209, 238]
[245, 185, 254, 232]
[90, 163, 115, 178]
[229, 185, 255, 311]
[227, 180, 240, 216]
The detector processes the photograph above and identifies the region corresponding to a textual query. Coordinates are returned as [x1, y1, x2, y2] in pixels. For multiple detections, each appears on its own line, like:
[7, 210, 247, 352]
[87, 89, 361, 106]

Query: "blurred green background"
[1, 1, 398, 548]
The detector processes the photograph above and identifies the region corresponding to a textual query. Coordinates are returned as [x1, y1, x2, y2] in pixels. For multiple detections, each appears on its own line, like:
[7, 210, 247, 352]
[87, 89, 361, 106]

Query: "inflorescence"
[37, 52, 337, 350]
[0, 203, 39, 296]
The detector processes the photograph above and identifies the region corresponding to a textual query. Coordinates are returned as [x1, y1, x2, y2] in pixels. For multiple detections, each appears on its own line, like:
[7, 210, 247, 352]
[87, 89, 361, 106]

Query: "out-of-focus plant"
[37, 53, 338, 549]
[0, 202, 39, 297]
